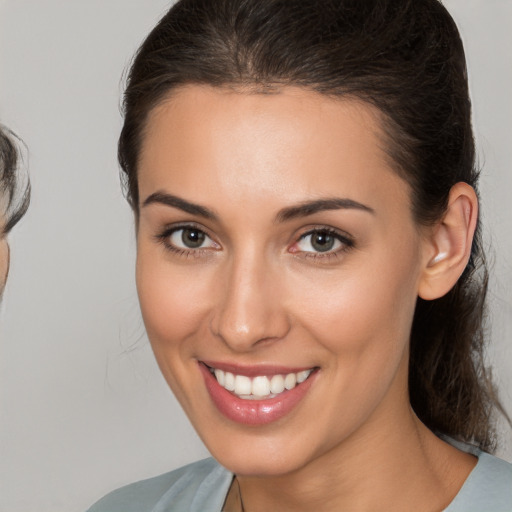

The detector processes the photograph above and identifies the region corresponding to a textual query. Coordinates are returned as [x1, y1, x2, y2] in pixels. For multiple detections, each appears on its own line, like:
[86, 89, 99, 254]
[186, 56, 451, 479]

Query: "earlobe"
[418, 182, 478, 301]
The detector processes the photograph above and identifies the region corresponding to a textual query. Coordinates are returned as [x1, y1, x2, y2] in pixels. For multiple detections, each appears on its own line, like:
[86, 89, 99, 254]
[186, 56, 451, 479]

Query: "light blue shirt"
[87, 448, 512, 512]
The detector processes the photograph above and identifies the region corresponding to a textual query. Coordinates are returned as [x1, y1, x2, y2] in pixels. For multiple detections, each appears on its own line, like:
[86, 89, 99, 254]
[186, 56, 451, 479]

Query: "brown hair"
[119, 0, 507, 451]
[0, 125, 30, 236]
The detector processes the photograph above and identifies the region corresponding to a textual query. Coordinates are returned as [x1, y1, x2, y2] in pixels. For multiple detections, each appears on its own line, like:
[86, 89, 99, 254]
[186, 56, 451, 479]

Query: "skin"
[136, 85, 476, 511]
[0, 235, 8, 293]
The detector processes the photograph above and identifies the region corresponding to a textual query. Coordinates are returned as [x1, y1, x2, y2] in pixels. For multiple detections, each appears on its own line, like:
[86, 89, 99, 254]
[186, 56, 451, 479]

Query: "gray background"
[0, 1, 510, 511]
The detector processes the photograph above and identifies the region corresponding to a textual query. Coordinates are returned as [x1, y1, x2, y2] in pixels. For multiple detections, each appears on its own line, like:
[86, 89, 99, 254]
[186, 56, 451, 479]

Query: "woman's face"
[136, 86, 432, 476]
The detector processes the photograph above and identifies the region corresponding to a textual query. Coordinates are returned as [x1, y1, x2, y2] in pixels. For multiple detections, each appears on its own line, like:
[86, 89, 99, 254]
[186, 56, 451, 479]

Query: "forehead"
[138, 85, 411, 215]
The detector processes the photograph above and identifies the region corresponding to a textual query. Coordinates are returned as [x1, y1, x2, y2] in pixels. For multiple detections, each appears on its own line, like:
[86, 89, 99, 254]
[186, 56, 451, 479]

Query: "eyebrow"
[142, 191, 374, 222]
[276, 198, 375, 222]
[142, 192, 218, 220]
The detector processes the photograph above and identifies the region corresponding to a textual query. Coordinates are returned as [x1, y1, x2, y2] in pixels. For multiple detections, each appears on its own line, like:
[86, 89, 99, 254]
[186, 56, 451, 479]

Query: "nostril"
[210, 313, 290, 352]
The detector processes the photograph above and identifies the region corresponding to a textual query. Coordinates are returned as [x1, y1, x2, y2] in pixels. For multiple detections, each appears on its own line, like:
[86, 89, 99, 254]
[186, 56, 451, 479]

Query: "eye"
[291, 228, 353, 255]
[170, 227, 212, 249]
[157, 225, 220, 253]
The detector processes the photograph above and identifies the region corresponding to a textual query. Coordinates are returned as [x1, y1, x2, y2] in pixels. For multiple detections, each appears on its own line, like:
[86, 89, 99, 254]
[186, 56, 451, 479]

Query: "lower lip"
[199, 363, 317, 426]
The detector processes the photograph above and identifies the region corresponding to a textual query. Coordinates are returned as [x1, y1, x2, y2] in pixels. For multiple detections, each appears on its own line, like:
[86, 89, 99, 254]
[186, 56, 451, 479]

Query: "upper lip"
[201, 360, 316, 377]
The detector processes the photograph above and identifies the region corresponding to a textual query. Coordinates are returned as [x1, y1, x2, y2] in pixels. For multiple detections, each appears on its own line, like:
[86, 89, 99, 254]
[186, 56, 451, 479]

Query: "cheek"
[135, 250, 218, 415]
[285, 255, 420, 440]
[290, 246, 420, 369]
[136, 250, 213, 352]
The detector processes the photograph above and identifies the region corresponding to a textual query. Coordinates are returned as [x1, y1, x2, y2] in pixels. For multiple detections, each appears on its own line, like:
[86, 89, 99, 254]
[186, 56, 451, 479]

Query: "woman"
[0, 125, 30, 294]
[88, 0, 512, 510]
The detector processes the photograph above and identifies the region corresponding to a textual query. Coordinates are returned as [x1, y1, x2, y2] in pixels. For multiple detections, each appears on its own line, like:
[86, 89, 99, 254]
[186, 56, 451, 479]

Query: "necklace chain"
[224, 476, 245, 512]
[237, 477, 245, 512]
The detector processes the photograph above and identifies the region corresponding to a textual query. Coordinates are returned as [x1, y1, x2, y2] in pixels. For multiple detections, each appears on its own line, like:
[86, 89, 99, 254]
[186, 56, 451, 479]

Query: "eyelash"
[154, 223, 219, 258]
[291, 227, 355, 261]
[154, 224, 355, 261]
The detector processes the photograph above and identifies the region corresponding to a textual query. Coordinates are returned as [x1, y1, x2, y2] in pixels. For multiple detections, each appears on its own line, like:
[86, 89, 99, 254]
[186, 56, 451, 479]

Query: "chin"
[217, 452, 305, 478]
[202, 427, 320, 477]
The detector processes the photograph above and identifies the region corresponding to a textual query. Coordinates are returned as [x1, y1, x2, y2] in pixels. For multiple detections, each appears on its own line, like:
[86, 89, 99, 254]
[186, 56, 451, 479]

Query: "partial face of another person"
[136, 86, 433, 476]
[0, 236, 8, 293]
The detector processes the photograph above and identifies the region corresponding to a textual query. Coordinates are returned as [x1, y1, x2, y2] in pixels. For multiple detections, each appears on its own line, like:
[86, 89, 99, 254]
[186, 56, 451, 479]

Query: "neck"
[236, 399, 475, 512]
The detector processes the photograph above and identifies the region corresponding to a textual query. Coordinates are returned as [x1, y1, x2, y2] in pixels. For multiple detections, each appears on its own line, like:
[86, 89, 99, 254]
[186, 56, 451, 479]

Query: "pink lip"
[199, 362, 317, 426]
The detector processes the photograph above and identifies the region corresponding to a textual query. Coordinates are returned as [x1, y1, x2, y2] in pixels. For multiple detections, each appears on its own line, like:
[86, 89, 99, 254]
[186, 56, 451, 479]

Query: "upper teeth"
[211, 368, 313, 399]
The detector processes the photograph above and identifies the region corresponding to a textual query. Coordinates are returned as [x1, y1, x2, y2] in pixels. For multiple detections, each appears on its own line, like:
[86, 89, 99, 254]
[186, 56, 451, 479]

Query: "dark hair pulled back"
[119, 0, 505, 451]
[0, 126, 30, 236]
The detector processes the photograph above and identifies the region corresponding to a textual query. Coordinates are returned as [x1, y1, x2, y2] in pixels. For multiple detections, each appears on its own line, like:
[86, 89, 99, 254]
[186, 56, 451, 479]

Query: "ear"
[418, 182, 478, 301]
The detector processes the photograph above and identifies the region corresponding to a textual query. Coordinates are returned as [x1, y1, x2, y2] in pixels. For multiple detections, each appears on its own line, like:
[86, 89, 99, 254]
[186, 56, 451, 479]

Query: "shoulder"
[86, 458, 233, 512]
[446, 452, 512, 512]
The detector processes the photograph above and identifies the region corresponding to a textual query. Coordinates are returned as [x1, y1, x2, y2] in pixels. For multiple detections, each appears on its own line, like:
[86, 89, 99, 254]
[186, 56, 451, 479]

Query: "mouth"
[208, 366, 314, 400]
[199, 362, 318, 425]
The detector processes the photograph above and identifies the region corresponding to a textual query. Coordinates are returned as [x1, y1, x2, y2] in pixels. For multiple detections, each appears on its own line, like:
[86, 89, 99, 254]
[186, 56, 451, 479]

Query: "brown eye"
[167, 227, 217, 250]
[293, 228, 353, 256]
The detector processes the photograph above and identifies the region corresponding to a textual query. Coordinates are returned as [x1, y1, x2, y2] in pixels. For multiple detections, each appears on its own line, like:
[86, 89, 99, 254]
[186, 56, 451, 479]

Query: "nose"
[210, 250, 290, 352]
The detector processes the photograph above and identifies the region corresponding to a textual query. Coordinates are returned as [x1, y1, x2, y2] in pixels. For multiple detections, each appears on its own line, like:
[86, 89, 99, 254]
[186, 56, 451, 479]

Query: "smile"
[200, 362, 318, 425]
[209, 367, 313, 400]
